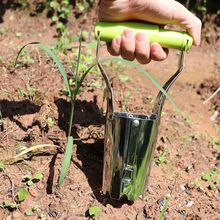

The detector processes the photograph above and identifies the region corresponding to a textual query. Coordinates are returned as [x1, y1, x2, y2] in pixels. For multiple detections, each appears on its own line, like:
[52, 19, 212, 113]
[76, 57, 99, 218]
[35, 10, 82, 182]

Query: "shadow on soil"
[55, 98, 133, 207]
[0, 97, 133, 207]
[0, 1, 23, 23]
[0, 99, 41, 131]
[76, 140, 134, 208]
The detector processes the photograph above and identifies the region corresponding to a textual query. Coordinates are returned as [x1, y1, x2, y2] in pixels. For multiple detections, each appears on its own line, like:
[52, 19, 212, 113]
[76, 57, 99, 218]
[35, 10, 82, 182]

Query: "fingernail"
[123, 29, 133, 40]
[136, 32, 146, 43]
[115, 37, 121, 46]
[150, 43, 160, 53]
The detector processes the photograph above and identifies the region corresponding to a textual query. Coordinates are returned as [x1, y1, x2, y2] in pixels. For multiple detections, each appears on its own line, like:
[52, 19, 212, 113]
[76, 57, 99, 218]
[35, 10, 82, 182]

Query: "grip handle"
[95, 22, 193, 51]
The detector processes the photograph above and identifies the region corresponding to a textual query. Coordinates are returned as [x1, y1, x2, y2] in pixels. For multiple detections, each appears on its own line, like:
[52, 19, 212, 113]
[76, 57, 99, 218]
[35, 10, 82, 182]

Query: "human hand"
[98, 0, 202, 64]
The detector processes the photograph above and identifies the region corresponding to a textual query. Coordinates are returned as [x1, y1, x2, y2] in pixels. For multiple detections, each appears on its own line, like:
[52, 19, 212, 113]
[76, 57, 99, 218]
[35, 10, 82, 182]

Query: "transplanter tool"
[95, 21, 192, 201]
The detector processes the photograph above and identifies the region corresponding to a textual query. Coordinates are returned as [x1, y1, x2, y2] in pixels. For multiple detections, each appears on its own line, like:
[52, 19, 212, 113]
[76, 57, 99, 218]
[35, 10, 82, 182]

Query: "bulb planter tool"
[95, 22, 191, 201]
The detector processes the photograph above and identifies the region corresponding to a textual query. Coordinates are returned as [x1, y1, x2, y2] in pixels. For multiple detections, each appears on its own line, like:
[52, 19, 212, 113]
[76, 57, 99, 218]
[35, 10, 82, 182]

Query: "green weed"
[192, 167, 220, 191]
[192, 178, 202, 189]
[1, 201, 18, 211]
[155, 149, 169, 166]
[201, 167, 220, 190]
[22, 172, 44, 186]
[0, 162, 5, 171]
[1, 187, 29, 211]
[88, 206, 101, 218]
[118, 74, 130, 83]
[17, 188, 29, 203]
[76, 0, 95, 13]
[0, 27, 8, 36]
[121, 91, 131, 112]
[46, 0, 71, 34]
[47, 117, 55, 128]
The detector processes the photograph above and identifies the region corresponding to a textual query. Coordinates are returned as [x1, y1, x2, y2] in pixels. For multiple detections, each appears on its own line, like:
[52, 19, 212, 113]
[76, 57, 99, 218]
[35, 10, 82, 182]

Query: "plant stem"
[68, 96, 76, 137]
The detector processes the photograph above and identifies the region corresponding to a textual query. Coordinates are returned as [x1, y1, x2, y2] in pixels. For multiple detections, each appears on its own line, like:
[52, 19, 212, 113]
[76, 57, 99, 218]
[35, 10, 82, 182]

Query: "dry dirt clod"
[205, 190, 213, 198]
[186, 200, 194, 207]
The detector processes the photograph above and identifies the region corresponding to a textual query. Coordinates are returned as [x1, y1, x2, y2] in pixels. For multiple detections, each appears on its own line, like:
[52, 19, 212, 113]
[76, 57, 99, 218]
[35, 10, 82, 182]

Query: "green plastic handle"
[95, 22, 193, 51]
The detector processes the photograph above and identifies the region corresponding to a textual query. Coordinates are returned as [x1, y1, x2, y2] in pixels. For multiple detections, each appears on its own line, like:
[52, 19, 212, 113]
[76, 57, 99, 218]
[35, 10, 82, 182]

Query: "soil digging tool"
[95, 22, 192, 201]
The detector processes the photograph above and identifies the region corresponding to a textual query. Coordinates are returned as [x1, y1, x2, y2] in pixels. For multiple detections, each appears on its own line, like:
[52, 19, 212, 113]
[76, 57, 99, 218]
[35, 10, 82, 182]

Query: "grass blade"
[37, 44, 71, 96]
[57, 136, 73, 186]
[14, 42, 71, 98]
[14, 42, 40, 71]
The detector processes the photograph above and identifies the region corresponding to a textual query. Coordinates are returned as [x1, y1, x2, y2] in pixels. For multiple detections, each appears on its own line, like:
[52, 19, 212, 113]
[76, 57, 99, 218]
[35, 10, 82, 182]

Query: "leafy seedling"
[22, 172, 43, 186]
[47, 117, 55, 128]
[192, 178, 202, 189]
[17, 188, 29, 203]
[16, 32, 22, 38]
[1, 201, 18, 211]
[155, 150, 169, 166]
[88, 206, 101, 218]
[202, 168, 218, 181]
[0, 27, 8, 36]
[0, 163, 5, 171]
[24, 209, 34, 216]
[118, 74, 130, 83]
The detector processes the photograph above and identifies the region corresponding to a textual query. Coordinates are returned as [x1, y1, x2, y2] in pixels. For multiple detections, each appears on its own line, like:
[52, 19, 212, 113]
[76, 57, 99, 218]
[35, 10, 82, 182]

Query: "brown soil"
[0, 6, 220, 220]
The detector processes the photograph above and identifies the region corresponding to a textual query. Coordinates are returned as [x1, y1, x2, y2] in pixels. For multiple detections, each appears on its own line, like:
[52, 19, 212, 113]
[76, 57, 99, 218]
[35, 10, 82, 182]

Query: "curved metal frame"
[96, 32, 187, 201]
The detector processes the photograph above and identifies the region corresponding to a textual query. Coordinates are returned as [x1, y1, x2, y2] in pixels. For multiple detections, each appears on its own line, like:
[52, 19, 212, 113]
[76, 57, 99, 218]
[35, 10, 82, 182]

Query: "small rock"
[177, 210, 186, 216]
[166, 193, 171, 198]
[180, 185, 186, 191]
[185, 164, 194, 173]
[186, 200, 194, 207]
[205, 191, 213, 198]
[157, 198, 166, 207]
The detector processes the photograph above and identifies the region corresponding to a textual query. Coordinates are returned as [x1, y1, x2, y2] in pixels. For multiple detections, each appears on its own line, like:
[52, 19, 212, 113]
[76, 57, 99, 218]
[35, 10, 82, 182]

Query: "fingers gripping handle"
[95, 22, 193, 51]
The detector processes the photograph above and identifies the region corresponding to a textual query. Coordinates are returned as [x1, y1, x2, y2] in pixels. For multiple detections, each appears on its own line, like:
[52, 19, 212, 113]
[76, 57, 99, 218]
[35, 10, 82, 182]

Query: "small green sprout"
[24, 209, 34, 216]
[1, 201, 18, 210]
[88, 206, 101, 218]
[0, 27, 8, 35]
[155, 150, 169, 166]
[192, 178, 202, 189]
[47, 117, 55, 128]
[0, 163, 5, 172]
[16, 32, 22, 38]
[118, 74, 130, 83]
[17, 188, 29, 203]
[22, 172, 43, 186]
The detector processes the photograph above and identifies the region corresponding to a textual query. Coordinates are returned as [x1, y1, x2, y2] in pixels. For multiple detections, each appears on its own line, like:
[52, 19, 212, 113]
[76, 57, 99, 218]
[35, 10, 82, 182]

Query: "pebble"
[205, 191, 213, 198]
[177, 210, 186, 216]
[166, 193, 171, 198]
[180, 185, 186, 191]
[157, 198, 166, 207]
[186, 200, 194, 207]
